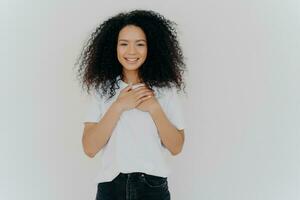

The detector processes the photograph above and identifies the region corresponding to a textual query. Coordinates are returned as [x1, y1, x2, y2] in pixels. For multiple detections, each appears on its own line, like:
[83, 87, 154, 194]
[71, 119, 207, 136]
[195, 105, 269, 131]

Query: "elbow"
[171, 150, 181, 156]
[170, 147, 183, 156]
[82, 138, 96, 158]
[170, 133, 184, 156]
[84, 149, 96, 158]
[83, 145, 96, 158]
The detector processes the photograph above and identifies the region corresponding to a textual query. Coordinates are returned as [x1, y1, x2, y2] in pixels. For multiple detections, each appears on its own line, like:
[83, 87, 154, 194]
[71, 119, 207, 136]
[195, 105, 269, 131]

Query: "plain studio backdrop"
[1, 0, 299, 200]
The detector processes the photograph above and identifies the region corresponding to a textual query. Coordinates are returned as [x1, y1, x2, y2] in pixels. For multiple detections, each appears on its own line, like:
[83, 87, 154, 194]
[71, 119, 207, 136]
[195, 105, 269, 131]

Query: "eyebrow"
[118, 39, 146, 42]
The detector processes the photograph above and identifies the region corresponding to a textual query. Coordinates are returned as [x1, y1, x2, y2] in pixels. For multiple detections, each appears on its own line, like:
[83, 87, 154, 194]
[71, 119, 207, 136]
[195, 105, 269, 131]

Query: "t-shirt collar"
[117, 75, 128, 88]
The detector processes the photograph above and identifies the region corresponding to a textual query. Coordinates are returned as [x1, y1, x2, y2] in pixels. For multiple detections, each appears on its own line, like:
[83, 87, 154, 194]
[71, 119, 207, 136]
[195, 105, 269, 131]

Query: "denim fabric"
[95, 172, 171, 200]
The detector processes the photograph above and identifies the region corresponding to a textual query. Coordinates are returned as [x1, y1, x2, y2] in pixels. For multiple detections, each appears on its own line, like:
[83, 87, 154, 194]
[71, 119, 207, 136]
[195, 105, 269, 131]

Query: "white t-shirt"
[82, 76, 185, 184]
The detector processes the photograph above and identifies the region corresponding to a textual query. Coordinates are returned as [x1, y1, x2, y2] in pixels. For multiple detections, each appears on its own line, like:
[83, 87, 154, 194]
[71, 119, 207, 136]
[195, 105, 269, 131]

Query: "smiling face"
[117, 25, 148, 73]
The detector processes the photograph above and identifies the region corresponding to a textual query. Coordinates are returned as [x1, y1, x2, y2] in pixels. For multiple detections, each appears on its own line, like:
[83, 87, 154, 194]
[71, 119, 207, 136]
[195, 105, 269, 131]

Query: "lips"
[125, 58, 139, 61]
[125, 57, 139, 63]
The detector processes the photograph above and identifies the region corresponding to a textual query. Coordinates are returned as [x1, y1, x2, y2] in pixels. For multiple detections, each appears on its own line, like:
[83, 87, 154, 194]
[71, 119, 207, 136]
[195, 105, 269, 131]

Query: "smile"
[125, 58, 139, 63]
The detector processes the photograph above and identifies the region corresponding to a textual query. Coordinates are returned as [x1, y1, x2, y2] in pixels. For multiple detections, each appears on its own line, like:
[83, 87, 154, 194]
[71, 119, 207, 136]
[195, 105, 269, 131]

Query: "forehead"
[118, 25, 146, 41]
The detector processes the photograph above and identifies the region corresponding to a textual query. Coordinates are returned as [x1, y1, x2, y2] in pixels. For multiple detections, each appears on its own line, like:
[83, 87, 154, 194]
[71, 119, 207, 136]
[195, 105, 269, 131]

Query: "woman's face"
[117, 25, 147, 72]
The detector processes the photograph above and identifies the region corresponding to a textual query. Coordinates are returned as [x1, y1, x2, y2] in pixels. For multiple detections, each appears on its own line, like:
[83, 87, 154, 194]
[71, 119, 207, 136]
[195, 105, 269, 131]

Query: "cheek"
[117, 47, 125, 59]
[140, 48, 147, 58]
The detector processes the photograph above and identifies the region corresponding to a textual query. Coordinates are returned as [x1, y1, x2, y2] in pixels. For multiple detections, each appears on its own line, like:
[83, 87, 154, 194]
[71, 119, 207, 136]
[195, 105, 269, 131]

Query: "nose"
[127, 44, 137, 54]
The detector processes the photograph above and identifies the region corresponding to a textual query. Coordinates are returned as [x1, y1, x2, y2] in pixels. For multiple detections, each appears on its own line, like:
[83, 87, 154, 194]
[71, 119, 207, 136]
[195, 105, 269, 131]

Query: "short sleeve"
[82, 92, 103, 123]
[165, 88, 185, 130]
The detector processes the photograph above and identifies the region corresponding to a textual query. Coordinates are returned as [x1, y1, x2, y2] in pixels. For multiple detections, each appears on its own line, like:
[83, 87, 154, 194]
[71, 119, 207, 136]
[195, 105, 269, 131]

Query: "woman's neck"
[122, 73, 142, 85]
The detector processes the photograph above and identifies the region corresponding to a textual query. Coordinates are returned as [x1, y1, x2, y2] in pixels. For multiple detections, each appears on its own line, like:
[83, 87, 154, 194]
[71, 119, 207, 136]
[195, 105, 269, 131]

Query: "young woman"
[76, 9, 186, 200]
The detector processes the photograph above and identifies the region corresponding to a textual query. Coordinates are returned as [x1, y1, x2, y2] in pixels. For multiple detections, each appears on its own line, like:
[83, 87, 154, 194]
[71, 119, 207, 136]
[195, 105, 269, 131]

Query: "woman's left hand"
[135, 90, 160, 113]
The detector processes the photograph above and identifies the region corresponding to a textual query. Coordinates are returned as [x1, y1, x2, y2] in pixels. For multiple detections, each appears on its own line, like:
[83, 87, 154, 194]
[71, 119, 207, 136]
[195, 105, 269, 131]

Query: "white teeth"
[125, 58, 139, 61]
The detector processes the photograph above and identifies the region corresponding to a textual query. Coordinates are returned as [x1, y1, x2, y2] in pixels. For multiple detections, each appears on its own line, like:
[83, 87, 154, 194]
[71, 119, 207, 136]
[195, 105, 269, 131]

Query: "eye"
[120, 43, 127, 46]
[137, 44, 145, 46]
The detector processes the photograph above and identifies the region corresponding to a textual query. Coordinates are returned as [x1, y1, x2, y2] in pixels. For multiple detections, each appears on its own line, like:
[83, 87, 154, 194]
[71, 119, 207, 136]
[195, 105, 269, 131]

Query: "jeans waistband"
[118, 172, 145, 178]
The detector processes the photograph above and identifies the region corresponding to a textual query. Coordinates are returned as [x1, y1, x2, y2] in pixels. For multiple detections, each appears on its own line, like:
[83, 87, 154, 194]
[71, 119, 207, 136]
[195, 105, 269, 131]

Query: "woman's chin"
[122, 64, 142, 71]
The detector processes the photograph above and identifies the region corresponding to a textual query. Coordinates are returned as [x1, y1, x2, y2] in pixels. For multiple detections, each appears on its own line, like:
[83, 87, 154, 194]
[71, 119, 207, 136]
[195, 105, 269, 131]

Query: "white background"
[1, 0, 299, 199]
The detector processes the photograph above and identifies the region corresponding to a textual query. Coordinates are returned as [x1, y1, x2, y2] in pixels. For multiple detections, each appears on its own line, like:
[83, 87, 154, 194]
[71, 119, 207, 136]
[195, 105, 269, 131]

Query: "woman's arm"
[149, 104, 185, 156]
[82, 102, 123, 158]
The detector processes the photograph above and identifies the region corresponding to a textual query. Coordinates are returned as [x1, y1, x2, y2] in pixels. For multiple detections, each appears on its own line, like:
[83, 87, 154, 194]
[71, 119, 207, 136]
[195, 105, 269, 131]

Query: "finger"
[132, 83, 145, 90]
[136, 99, 143, 106]
[123, 83, 133, 92]
[134, 88, 153, 98]
[140, 95, 153, 102]
[136, 95, 152, 106]
[136, 91, 154, 100]
[134, 88, 154, 95]
[134, 87, 154, 95]
[137, 93, 153, 103]
[133, 85, 147, 92]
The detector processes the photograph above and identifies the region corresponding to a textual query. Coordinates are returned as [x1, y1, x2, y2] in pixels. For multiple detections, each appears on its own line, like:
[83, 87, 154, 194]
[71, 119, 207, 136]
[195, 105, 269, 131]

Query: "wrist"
[112, 101, 124, 114]
[149, 103, 161, 115]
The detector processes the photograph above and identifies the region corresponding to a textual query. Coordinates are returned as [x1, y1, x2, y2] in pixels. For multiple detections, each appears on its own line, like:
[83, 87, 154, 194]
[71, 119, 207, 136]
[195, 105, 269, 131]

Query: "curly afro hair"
[75, 9, 186, 101]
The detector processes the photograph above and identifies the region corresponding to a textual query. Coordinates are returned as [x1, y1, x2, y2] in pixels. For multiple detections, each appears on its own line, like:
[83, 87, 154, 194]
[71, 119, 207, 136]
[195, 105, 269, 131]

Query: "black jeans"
[95, 172, 171, 200]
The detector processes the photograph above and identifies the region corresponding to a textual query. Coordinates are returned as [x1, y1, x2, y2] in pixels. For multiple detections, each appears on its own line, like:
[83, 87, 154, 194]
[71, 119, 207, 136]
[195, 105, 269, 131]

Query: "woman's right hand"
[114, 83, 154, 112]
